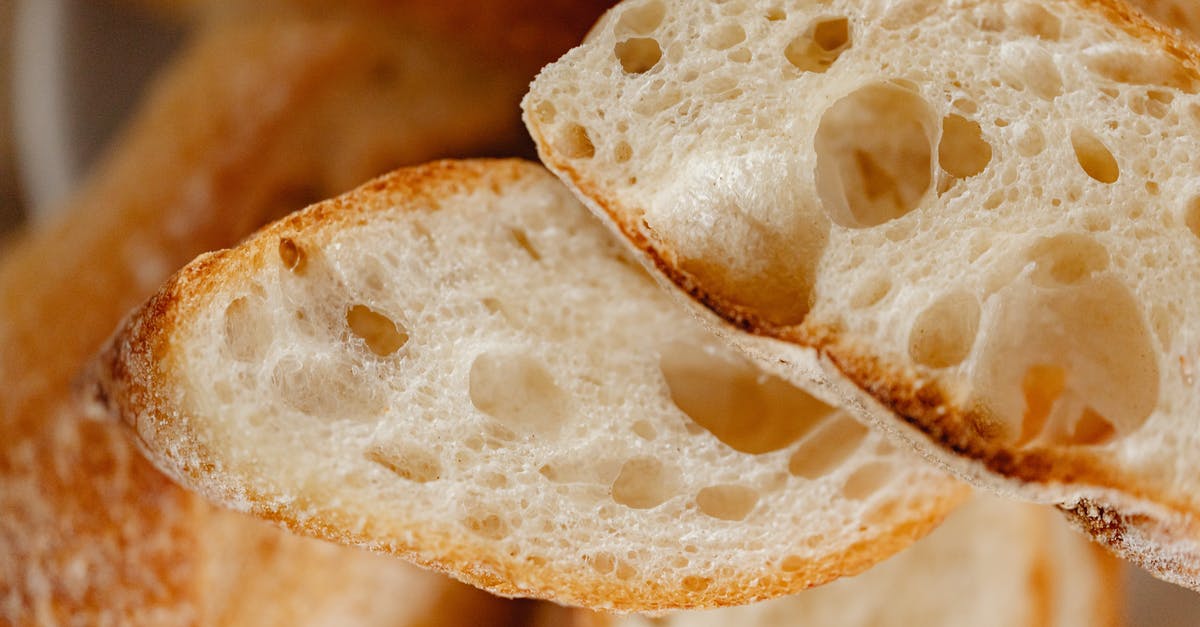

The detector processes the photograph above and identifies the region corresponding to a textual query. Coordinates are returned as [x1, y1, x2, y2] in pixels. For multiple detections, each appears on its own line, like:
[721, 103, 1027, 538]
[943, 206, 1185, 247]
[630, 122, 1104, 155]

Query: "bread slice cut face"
[525, 0, 1200, 589]
[85, 159, 965, 611]
[540, 495, 1122, 627]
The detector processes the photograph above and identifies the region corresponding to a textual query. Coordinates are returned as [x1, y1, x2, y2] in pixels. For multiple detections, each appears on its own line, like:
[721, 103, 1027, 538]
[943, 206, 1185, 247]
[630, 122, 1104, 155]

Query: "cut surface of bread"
[525, 0, 1200, 590]
[87, 159, 966, 611]
[0, 9, 563, 624]
[1130, 0, 1200, 40]
[537, 495, 1122, 627]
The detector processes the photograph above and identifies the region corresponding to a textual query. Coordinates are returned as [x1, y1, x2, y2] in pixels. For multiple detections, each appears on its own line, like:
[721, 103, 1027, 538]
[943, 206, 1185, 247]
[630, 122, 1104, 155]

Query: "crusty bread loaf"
[537, 495, 1122, 627]
[525, 0, 1200, 590]
[0, 10, 557, 624]
[86, 159, 966, 611]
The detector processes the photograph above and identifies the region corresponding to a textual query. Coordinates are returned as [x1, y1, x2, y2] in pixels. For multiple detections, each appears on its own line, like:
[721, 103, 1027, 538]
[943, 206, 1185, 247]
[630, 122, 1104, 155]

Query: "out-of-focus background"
[4, 1, 1200, 625]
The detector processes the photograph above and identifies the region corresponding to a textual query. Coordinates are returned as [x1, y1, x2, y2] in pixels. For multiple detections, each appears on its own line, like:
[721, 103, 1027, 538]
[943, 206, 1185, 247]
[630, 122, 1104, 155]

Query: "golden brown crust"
[95, 158, 970, 612]
[1, 9, 558, 623]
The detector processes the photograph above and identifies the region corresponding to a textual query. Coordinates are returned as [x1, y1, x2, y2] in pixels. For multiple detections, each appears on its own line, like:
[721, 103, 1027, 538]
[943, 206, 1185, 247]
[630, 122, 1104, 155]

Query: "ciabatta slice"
[525, 0, 1200, 589]
[537, 495, 1122, 627]
[85, 159, 965, 611]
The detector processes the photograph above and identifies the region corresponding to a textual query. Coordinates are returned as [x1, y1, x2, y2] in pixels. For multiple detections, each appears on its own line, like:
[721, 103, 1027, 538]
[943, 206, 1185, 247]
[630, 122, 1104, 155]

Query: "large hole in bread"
[616, 0, 666, 35]
[842, 462, 892, 500]
[909, 292, 981, 369]
[784, 16, 851, 73]
[611, 458, 679, 509]
[224, 296, 273, 362]
[660, 341, 835, 454]
[1011, 3, 1062, 40]
[788, 415, 868, 478]
[1071, 129, 1119, 184]
[365, 443, 441, 483]
[555, 123, 595, 159]
[972, 275, 1159, 446]
[469, 352, 566, 434]
[1083, 47, 1197, 93]
[706, 23, 746, 50]
[346, 305, 408, 356]
[278, 238, 306, 273]
[815, 83, 936, 227]
[615, 38, 663, 74]
[1182, 196, 1200, 241]
[939, 115, 992, 179]
[695, 484, 759, 521]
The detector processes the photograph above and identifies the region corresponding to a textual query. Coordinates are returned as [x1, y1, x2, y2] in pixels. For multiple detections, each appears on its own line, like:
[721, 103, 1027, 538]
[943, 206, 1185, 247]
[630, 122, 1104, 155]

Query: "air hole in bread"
[728, 48, 752, 63]
[615, 561, 638, 580]
[365, 444, 441, 483]
[784, 17, 851, 73]
[224, 296, 273, 362]
[615, 0, 666, 36]
[614, 140, 633, 163]
[765, 7, 786, 21]
[469, 352, 566, 434]
[555, 123, 596, 159]
[706, 23, 746, 50]
[1026, 233, 1110, 287]
[509, 228, 542, 260]
[1011, 3, 1061, 40]
[615, 38, 663, 74]
[849, 274, 892, 309]
[632, 420, 656, 440]
[780, 555, 807, 572]
[696, 484, 759, 521]
[1015, 123, 1046, 157]
[788, 415, 868, 479]
[1071, 129, 1119, 184]
[278, 237, 306, 273]
[590, 552, 616, 574]
[999, 45, 1062, 100]
[682, 576, 711, 592]
[272, 356, 386, 418]
[842, 462, 892, 500]
[463, 512, 508, 540]
[612, 458, 679, 509]
[973, 276, 1159, 446]
[909, 291, 981, 369]
[938, 115, 992, 179]
[1184, 196, 1200, 241]
[660, 341, 834, 454]
[346, 305, 408, 356]
[815, 83, 935, 227]
[1083, 47, 1197, 93]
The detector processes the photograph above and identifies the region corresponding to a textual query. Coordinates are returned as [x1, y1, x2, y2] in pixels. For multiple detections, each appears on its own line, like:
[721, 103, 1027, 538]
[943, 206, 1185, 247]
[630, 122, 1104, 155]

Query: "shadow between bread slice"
[83, 159, 966, 611]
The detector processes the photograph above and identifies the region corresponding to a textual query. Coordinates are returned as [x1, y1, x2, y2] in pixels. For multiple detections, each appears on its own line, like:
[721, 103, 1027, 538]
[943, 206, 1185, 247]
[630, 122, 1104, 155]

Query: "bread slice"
[525, 0, 1200, 590]
[534, 495, 1122, 627]
[0, 10, 564, 624]
[85, 158, 966, 611]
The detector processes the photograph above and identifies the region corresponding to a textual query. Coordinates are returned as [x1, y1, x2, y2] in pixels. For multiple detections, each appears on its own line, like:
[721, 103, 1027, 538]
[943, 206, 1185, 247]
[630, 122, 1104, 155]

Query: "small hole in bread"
[815, 83, 935, 227]
[224, 296, 273, 362]
[1083, 47, 1197, 93]
[660, 341, 834, 454]
[1071, 129, 1119, 184]
[939, 114, 992, 179]
[682, 576, 711, 592]
[696, 485, 759, 521]
[842, 462, 892, 500]
[780, 555, 807, 572]
[1026, 233, 1110, 287]
[789, 415, 868, 479]
[612, 458, 678, 509]
[365, 444, 441, 483]
[1182, 196, 1200, 241]
[784, 16, 852, 73]
[555, 123, 596, 159]
[706, 23, 746, 50]
[615, 37, 663, 74]
[346, 305, 408, 356]
[909, 291, 981, 369]
[614, 140, 633, 163]
[615, 0, 666, 36]
[590, 552, 616, 574]
[632, 420, 656, 440]
[849, 274, 892, 309]
[463, 512, 508, 540]
[509, 228, 542, 260]
[469, 352, 566, 434]
[765, 7, 786, 21]
[1011, 3, 1061, 39]
[278, 238, 306, 273]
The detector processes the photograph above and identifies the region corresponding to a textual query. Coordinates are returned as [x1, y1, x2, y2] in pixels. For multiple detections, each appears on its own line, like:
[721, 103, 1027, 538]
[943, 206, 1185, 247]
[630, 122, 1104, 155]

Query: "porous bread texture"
[525, 0, 1200, 589]
[548, 495, 1122, 627]
[89, 159, 966, 612]
[0, 9, 557, 624]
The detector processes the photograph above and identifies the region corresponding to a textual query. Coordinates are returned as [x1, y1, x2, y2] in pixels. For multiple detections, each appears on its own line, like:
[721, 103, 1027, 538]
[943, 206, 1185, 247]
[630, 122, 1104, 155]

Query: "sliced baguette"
[537, 495, 1122, 627]
[0, 11, 557, 624]
[86, 159, 967, 611]
[525, 0, 1200, 589]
